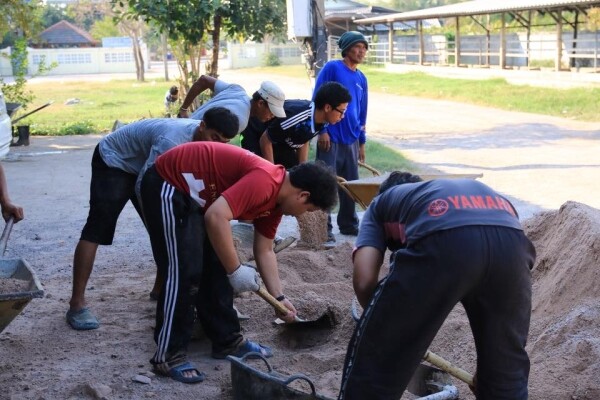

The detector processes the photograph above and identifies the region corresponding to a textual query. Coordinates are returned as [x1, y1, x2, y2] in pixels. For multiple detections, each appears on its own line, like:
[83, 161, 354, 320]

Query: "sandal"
[153, 354, 205, 384]
[212, 339, 273, 360]
[66, 308, 99, 330]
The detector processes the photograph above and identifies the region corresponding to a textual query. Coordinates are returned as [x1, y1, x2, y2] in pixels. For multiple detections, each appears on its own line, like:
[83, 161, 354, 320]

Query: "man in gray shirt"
[177, 75, 286, 131]
[66, 108, 239, 331]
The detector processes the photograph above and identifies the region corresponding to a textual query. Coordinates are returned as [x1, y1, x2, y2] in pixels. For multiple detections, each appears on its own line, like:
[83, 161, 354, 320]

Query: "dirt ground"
[1, 71, 599, 399]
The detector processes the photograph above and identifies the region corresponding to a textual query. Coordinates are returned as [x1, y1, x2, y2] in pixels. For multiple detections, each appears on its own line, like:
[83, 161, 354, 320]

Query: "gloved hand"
[227, 264, 260, 293]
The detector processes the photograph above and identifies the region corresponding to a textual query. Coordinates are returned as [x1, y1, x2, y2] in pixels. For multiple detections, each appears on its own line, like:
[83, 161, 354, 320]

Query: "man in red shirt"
[140, 142, 338, 383]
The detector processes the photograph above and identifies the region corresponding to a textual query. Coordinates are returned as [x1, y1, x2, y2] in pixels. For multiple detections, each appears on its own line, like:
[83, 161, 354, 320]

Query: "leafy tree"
[41, 3, 74, 29]
[90, 16, 121, 40]
[0, 1, 55, 108]
[66, 0, 109, 31]
[114, 0, 286, 83]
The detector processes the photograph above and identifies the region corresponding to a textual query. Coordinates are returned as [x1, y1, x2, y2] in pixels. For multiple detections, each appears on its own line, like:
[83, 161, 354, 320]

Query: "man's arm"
[253, 231, 297, 322]
[178, 75, 218, 118]
[259, 131, 274, 163]
[0, 163, 23, 222]
[353, 246, 384, 308]
[297, 142, 309, 164]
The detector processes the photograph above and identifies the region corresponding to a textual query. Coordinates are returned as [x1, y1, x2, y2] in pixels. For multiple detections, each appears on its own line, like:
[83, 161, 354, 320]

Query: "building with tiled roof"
[34, 20, 100, 48]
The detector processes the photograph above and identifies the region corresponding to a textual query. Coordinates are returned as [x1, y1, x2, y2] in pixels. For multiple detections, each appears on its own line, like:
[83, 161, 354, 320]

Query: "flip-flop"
[66, 308, 99, 330]
[213, 340, 273, 359]
[153, 356, 205, 384]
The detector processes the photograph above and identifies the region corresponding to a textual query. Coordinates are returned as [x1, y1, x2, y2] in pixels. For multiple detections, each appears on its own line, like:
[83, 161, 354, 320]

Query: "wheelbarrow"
[0, 218, 44, 334]
[338, 164, 483, 210]
[228, 352, 459, 399]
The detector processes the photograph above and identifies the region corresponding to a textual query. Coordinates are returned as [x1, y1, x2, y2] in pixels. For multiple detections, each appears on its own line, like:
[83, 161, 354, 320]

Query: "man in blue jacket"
[313, 31, 369, 242]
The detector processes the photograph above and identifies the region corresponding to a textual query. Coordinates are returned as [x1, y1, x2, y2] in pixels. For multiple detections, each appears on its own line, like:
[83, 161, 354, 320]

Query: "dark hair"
[314, 82, 352, 110]
[288, 161, 338, 210]
[169, 86, 179, 95]
[378, 171, 423, 195]
[251, 91, 263, 102]
[202, 107, 240, 139]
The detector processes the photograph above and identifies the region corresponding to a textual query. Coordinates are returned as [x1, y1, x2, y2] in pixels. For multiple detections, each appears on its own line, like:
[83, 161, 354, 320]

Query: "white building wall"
[228, 42, 304, 69]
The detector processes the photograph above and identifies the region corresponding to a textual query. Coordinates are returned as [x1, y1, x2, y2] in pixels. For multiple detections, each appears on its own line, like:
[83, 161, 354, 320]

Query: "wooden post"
[500, 12, 506, 69]
[388, 22, 394, 63]
[556, 9, 563, 71]
[455, 16, 460, 67]
[419, 20, 425, 65]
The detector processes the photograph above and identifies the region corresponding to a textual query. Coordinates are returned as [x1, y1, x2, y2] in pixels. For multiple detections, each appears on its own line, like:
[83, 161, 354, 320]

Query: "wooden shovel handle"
[424, 350, 474, 387]
[256, 286, 290, 315]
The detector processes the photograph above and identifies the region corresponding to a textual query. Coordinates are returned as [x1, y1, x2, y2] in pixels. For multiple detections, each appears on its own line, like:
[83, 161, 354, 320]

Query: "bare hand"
[277, 298, 298, 323]
[177, 109, 190, 118]
[317, 133, 331, 152]
[2, 203, 24, 223]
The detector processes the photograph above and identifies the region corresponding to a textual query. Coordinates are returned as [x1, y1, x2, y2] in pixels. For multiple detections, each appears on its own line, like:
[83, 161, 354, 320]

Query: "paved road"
[216, 70, 600, 220]
[22, 67, 600, 220]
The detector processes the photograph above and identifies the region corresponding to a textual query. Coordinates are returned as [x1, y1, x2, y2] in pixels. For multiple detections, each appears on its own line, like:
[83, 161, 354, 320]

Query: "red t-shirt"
[154, 142, 285, 238]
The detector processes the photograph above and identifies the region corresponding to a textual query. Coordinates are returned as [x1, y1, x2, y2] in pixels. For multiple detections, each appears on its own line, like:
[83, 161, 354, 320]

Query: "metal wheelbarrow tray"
[0, 219, 44, 333]
[339, 172, 483, 210]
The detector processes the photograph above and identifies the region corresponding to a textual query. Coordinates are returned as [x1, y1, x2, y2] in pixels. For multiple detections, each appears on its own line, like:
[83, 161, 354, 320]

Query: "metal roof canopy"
[354, 0, 600, 71]
[355, 0, 600, 23]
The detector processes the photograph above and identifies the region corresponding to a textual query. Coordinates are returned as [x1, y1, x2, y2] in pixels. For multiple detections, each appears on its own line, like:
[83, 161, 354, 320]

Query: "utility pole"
[311, 0, 328, 77]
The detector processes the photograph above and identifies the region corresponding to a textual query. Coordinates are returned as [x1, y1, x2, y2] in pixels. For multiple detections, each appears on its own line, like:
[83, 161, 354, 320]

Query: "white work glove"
[227, 263, 260, 293]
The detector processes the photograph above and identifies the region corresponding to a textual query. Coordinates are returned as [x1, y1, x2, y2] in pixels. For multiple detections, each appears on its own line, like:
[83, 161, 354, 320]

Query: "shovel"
[255, 286, 335, 328]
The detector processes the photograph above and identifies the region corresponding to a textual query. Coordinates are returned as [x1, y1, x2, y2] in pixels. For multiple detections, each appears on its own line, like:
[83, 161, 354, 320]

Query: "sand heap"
[235, 201, 600, 399]
[523, 201, 600, 399]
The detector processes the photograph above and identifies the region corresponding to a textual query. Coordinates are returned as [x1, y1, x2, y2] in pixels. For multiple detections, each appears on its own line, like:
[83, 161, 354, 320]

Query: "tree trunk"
[208, 14, 221, 78]
[131, 32, 145, 82]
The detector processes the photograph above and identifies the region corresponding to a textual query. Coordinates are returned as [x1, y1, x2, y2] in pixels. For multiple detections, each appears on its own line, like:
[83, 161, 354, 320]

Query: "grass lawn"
[244, 65, 600, 122]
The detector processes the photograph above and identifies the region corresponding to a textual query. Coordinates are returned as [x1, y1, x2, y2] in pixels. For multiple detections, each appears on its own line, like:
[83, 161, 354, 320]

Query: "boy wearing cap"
[249, 81, 352, 169]
[313, 31, 369, 242]
[178, 75, 286, 130]
[66, 108, 239, 331]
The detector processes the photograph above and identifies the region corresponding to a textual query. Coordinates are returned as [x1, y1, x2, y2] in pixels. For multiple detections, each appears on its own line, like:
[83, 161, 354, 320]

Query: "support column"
[500, 12, 506, 69]
[388, 22, 394, 63]
[454, 16, 460, 67]
[419, 20, 425, 65]
[556, 10, 563, 71]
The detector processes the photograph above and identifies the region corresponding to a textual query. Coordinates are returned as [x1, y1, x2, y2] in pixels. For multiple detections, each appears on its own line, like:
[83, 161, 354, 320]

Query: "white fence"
[0, 42, 308, 77]
[0, 45, 149, 77]
[364, 31, 600, 70]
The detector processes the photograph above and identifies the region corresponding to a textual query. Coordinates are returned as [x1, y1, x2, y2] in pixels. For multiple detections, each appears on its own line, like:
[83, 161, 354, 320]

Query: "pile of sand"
[524, 202, 600, 399]
[237, 201, 600, 399]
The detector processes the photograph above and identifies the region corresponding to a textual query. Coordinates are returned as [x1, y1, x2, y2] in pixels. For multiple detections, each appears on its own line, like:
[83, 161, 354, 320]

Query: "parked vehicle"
[0, 89, 13, 158]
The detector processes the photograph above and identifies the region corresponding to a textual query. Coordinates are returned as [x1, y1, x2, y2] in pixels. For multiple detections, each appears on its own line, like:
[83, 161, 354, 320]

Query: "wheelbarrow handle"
[358, 161, 381, 176]
[0, 217, 15, 256]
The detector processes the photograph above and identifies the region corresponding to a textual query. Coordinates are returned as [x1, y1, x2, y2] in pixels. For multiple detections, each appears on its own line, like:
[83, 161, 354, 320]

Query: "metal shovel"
[255, 286, 335, 328]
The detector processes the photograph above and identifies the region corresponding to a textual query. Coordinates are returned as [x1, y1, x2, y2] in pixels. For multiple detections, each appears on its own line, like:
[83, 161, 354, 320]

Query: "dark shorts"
[80, 145, 143, 245]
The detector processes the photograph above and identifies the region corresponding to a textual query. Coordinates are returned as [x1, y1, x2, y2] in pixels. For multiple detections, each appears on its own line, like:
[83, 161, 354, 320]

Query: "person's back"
[99, 118, 200, 175]
[190, 80, 251, 132]
[365, 178, 523, 248]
